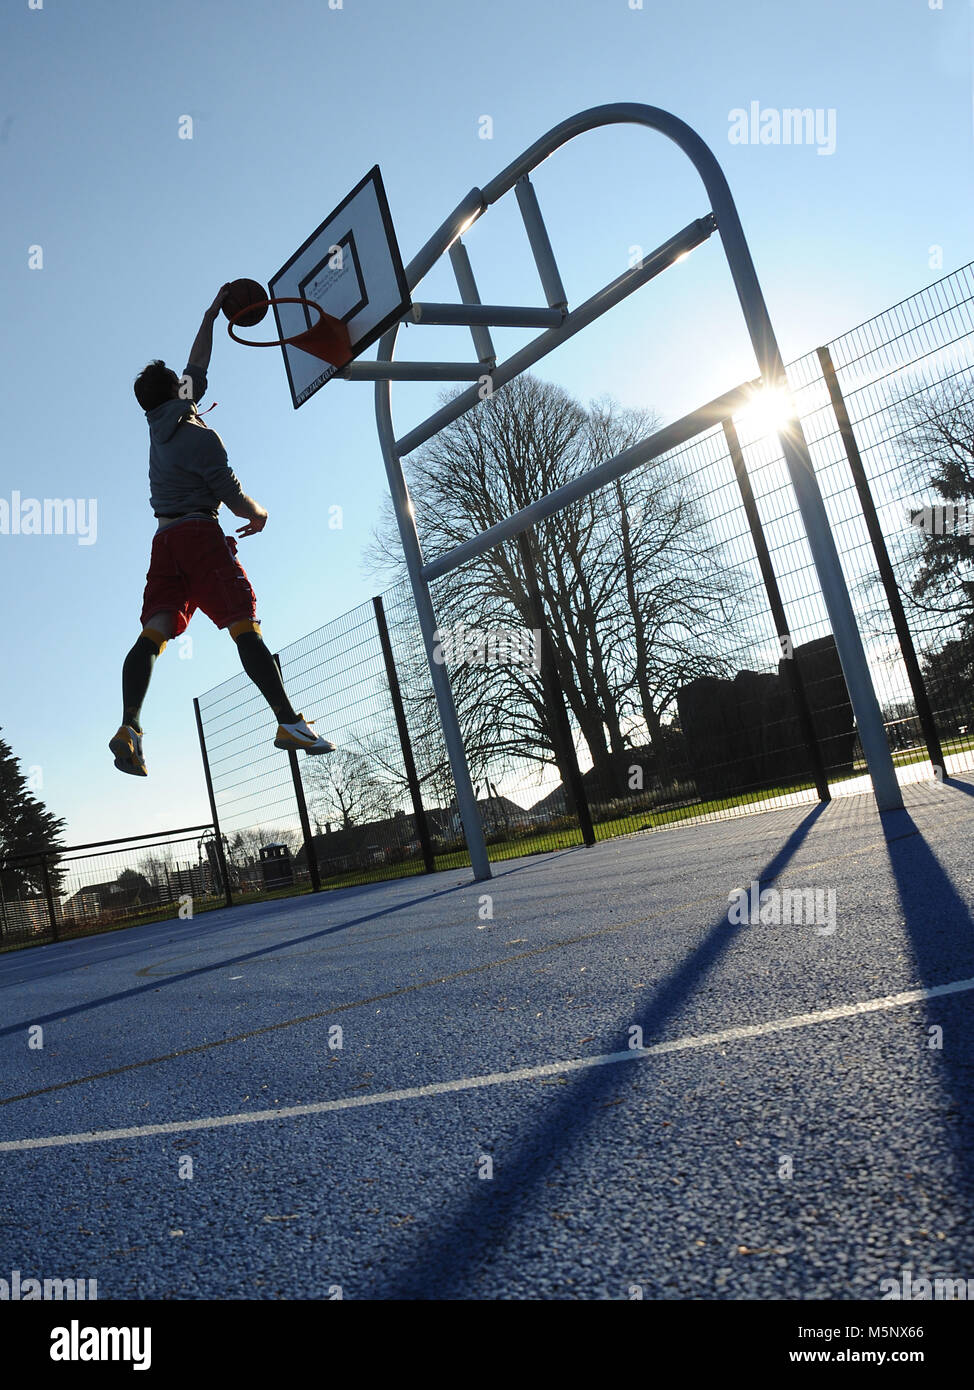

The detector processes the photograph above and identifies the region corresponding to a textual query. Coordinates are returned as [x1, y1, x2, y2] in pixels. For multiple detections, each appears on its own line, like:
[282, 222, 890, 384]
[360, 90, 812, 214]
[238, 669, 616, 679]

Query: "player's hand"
[206, 283, 232, 320]
[237, 505, 268, 538]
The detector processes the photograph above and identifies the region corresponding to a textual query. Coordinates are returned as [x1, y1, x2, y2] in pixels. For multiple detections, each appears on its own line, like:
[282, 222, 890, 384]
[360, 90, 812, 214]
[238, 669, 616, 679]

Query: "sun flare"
[736, 383, 796, 439]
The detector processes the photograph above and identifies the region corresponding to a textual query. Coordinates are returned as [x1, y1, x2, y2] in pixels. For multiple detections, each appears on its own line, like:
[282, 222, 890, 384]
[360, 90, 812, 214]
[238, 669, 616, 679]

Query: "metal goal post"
[341, 103, 902, 880]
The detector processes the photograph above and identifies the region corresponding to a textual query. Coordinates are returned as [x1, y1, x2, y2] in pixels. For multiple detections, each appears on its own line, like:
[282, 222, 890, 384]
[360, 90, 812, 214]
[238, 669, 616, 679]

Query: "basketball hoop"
[227, 296, 353, 368]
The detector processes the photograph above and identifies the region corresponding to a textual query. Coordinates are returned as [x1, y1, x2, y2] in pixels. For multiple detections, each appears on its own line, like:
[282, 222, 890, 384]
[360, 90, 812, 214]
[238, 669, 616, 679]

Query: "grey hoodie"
[146, 365, 247, 521]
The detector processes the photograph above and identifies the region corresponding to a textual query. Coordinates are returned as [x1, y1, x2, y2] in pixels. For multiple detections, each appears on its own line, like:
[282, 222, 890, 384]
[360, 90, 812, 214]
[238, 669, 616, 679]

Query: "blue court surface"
[2, 779, 974, 1301]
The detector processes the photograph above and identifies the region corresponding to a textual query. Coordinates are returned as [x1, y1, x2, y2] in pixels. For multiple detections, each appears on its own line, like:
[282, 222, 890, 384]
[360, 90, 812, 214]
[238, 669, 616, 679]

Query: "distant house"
[292, 794, 531, 879]
[528, 748, 664, 820]
[62, 873, 158, 923]
[529, 784, 570, 819]
[471, 793, 532, 835]
[295, 814, 421, 876]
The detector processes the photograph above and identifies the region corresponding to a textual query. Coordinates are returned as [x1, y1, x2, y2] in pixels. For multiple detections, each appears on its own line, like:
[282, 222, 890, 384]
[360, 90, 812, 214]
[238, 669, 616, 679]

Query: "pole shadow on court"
[370, 803, 831, 1299]
[879, 796, 974, 1187]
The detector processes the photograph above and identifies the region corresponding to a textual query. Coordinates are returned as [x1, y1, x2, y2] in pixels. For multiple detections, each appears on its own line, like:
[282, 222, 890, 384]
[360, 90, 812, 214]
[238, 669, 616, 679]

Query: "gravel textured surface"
[2, 778, 973, 1299]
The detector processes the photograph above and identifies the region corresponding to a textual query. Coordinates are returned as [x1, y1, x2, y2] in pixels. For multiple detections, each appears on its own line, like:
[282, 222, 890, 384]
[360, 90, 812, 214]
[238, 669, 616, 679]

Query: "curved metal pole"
[375, 104, 902, 849]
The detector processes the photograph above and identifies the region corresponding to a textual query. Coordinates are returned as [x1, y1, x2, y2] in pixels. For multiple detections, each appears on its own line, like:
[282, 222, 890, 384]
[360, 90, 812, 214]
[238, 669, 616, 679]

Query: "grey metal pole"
[447, 241, 497, 362]
[515, 532, 596, 845]
[405, 187, 486, 286]
[409, 301, 562, 330]
[374, 333, 491, 881]
[767, 407, 901, 809]
[817, 344, 946, 780]
[723, 418, 831, 802]
[395, 215, 716, 458]
[343, 361, 487, 382]
[372, 595, 437, 873]
[423, 379, 756, 581]
[367, 102, 901, 818]
[515, 175, 568, 310]
[40, 853, 59, 942]
[272, 654, 322, 891]
[193, 696, 234, 907]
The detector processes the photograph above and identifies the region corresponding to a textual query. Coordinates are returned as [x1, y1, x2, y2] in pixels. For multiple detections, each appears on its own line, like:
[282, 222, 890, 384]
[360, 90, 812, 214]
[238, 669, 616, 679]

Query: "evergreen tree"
[920, 634, 974, 729]
[0, 730, 67, 899]
[897, 378, 974, 634]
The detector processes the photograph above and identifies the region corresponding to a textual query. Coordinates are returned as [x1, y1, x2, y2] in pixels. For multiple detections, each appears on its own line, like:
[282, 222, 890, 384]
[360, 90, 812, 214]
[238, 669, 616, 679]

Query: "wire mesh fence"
[785, 262, 974, 772]
[187, 261, 974, 899]
[417, 402, 849, 848]
[195, 596, 442, 894]
[0, 825, 227, 950]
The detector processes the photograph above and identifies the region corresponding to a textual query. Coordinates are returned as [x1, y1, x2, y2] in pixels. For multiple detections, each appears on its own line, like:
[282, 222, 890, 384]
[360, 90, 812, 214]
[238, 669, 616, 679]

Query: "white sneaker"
[274, 714, 335, 755]
[110, 724, 148, 776]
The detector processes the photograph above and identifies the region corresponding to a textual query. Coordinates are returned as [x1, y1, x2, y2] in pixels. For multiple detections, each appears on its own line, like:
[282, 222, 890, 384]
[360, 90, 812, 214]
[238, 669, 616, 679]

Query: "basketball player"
[111, 285, 334, 775]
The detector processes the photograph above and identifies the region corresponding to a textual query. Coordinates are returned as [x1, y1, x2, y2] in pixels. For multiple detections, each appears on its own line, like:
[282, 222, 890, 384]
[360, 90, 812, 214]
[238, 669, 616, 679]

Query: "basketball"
[223, 278, 269, 327]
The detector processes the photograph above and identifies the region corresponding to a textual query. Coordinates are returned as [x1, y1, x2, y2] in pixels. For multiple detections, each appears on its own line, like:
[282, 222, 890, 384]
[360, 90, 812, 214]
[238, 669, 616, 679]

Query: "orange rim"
[226, 296, 326, 348]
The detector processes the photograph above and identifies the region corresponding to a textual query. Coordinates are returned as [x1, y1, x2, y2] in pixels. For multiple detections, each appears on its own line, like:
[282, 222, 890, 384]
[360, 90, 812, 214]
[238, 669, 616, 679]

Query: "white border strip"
[3, 976, 973, 1152]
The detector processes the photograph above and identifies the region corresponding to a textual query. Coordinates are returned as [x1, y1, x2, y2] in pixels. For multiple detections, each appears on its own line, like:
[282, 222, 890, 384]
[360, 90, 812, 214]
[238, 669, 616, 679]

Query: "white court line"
[3, 975, 973, 1153]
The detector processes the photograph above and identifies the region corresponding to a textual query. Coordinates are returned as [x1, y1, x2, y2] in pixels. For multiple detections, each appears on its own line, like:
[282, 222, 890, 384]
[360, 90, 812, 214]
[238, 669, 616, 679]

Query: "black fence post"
[372, 596, 437, 873]
[193, 697, 234, 907]
[40, 853, 59, 942]
[516, 531, 597, 846]
[817, 344, 946, 779]
[723, 418, 832, 803]
[272, 654, 322, 892]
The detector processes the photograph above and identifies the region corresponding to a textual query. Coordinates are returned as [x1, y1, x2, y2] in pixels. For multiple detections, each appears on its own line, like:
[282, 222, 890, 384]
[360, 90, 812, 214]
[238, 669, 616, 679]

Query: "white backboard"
[270, 166, 410, 409]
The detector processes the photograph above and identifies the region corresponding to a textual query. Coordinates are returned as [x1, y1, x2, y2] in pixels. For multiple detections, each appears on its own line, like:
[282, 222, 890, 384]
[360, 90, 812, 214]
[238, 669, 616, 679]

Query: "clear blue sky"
[0, 0, 971, 848]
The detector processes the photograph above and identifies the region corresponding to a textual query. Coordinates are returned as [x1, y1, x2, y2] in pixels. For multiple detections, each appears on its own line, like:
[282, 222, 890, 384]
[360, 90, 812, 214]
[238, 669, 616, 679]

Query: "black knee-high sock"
[235, 632, 299, 723]
[121, 635, 158, 732]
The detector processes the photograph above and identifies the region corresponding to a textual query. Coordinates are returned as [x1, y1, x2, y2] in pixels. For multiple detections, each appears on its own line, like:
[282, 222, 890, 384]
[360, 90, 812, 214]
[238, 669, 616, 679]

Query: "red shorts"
[139, 520, 258, 636]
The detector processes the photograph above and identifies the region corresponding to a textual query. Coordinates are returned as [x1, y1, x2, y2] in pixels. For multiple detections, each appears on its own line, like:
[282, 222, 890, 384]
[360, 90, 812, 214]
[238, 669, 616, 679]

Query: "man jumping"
[111, 285, 335, 776]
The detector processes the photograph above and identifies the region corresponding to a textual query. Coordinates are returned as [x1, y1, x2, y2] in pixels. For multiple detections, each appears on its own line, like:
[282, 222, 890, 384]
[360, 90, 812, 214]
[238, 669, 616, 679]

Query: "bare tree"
[303, 749, 398, 830]
[226, 827, 302, 868]
[366, 374, 752, 792]
[136, 850, 178, 887]
[897, 376, 974, 632]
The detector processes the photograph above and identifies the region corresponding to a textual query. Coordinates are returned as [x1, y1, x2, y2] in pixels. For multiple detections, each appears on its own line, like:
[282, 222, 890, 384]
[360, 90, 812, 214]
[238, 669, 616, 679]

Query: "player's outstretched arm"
[228, 495, 268, 537]
[187, 284, 231, 370]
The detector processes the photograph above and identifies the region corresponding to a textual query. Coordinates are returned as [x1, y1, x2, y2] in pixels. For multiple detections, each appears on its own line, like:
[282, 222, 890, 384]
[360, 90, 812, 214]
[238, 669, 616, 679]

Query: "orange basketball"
[223, 278, 268, 327]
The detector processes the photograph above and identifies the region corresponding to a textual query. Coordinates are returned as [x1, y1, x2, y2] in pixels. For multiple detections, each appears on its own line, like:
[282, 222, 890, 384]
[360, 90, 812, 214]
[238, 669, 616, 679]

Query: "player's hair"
[134, 360, 181, 412]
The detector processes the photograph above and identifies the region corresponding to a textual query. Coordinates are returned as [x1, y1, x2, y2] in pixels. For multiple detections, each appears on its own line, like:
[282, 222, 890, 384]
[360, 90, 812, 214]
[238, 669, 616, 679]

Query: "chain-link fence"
[785, 263, 974, 767]
[194, 595, 445, 893]
[0, 825, 228, 950]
